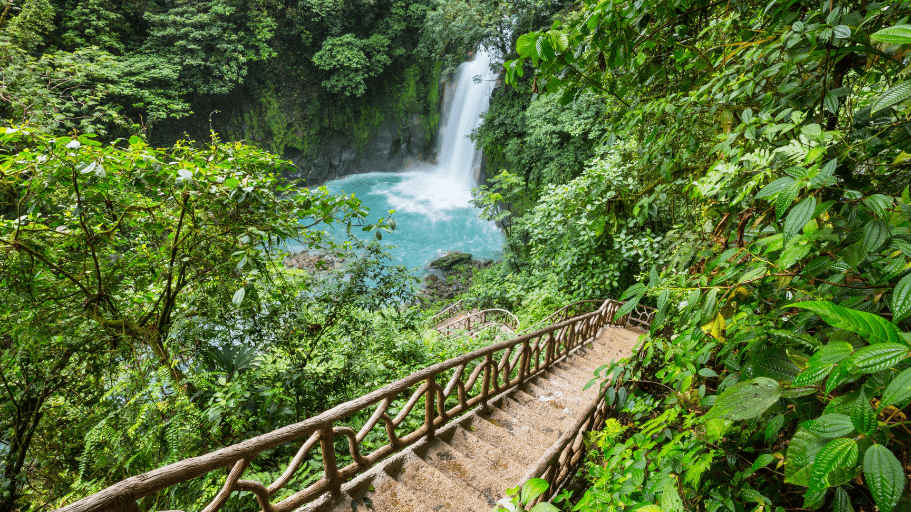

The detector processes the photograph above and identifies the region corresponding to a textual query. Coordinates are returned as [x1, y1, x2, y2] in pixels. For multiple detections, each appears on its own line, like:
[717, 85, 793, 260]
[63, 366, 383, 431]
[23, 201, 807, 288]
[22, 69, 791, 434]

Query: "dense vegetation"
[470, 0, 911, 510]
[0, 0, 449, 157]
[5, 0, 911, 510]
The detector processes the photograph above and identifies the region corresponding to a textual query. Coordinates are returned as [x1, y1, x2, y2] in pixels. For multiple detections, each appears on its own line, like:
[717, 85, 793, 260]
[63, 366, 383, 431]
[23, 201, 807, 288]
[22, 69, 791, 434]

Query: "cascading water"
[307, 49, 504, 270]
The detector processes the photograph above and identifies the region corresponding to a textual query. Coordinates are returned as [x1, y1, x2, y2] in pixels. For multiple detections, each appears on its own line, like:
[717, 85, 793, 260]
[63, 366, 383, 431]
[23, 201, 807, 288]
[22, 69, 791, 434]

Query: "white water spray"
[315, 48, 504, 270]
[381, 49, 498, 217]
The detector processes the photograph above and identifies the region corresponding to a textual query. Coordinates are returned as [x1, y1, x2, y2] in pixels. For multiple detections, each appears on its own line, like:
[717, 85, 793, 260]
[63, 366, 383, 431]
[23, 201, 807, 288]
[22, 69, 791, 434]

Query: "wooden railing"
[427, 299, 465, 326]
[517, 300, 605, 335]
[521, 301, 656, 506]
[56, 298, 653, 512]
[438, 308, 520, 337]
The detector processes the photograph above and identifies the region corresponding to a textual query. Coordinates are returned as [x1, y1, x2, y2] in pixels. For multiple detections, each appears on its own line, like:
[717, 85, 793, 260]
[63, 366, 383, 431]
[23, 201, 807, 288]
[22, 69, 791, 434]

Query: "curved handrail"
[438, 308, 520, 338]
[517, 300, 605, 335]
[427, 299, 465, 326]
[56, 298, 633, 512]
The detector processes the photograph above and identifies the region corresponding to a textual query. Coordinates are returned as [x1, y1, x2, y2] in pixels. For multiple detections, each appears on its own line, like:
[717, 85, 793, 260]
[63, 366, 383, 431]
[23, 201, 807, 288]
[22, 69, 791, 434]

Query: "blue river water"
[318, 171, 504, 270]
[299, 48, 505, 272]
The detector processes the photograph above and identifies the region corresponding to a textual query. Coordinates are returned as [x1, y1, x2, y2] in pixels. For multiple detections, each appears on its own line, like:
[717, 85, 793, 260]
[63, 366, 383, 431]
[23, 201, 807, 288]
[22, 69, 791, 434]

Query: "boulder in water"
[430, 252, 472, 271]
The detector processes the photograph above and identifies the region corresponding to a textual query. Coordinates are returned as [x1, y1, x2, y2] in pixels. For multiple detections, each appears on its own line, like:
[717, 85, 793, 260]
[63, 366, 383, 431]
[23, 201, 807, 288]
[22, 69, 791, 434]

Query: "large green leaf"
[784, 197, 816, 241]
[791, 301, 902, 345]
[891, 273, 911, 324]
[521, 478, 550, 504]
[864, 445, 906, 512]
[880, 367, 911, 409]
[826, 358, 860, 394]
[793, 364, 834, 387]
[785, 428, 828, 485]
[801, 414, 854, 438]
[705, 377, 780, 421]
[846, 343, 910, 374]
[516, 33, 540, 57]
[862, 219, 890, 255]
[530, 504, 560, 512]
[872, 81, 911, 114]
[808, 438, 858, 493]
[872, 24, 911, 44]
[834, 487, 855, 512]
[808, 342, 854, 366]
[850, 388, 876, 435]
[755, 177, 796, 199]
[776, 181, 802, 219]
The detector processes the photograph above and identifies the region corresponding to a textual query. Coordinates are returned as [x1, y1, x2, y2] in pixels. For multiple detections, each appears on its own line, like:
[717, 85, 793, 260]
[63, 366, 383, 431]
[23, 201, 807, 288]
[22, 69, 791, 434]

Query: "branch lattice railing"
[519, 301, 656, 506]
[517, 300, 605, 335]
[438, 308, 520, 337]
[427, 299, 465, 326]
[56, 299, 653, 512]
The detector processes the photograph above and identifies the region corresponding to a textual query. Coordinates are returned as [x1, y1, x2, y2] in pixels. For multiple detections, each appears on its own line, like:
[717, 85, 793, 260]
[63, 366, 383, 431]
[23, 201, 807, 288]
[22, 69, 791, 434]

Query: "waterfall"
[436, 49, 499, 187]
[314, 49, 504, 270]
[383, 49, 497, 216]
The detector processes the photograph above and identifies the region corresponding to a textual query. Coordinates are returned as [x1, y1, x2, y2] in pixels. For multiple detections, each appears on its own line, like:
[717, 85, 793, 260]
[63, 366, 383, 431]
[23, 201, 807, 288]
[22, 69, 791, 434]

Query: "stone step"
[463, 414, 538, 466]
[481, 404, 559, 451]
[351, 472, 424, 512]
[394, 453, 490, 512]
[497, 394, 573, 435]
[522, 377, 588, 409]
[417, 435, 516, 508]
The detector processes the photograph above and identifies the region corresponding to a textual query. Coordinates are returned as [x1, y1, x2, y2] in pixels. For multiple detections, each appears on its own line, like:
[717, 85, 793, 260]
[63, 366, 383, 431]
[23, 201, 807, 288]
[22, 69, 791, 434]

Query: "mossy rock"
[430, 252, 472, 271]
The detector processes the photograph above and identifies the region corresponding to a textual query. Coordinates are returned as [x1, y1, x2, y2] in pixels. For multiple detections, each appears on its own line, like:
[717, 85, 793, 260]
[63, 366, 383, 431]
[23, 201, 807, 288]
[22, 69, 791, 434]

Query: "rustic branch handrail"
[520, 301, 656, 506]
[427, 299, 465, 325]
[516, 300, 605, 335]
[57, 298, 651, 512]
[438, 308, 520, 337]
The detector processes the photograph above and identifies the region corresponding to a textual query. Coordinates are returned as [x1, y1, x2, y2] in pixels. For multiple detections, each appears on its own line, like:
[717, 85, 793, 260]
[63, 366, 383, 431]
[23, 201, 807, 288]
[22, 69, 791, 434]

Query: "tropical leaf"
[850, 388, 876, 435]
[791, 301, 901, 345]
[871, 81, 911, 114]
[864, 445, 906, 512]
[871, 24, 911, 44]
[808, 438, 858, 493]
[521, 478, 550, 504]
[784, 197, 816, 241]
[862, 219, 890, 254]
[776, 181, 802, 219]
[801, 414, 854, 438]
[755, 177, 796, 199]
[705, 377, 780, 421]
[846, 343, 910, 374]
[880, 367, 911, 409]
[891, 273, 911, 323]
[834, 487, 855, 512]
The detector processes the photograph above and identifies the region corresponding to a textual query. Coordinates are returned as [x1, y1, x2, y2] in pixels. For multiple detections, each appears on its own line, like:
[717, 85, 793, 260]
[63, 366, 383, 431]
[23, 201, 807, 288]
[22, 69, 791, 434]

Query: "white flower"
[65, 140, 80, 149]
[495, 498, 516, 512]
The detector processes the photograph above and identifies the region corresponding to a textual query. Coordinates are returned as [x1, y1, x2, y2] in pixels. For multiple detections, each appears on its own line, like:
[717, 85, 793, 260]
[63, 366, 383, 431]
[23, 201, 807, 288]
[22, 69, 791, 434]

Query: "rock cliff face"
[284, 116, 436, 185]
[151, 62, 444, 187]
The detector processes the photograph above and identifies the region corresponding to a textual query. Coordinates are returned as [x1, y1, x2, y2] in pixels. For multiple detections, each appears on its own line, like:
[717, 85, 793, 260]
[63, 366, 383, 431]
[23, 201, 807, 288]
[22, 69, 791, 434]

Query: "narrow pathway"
[305, 326, 643, 512]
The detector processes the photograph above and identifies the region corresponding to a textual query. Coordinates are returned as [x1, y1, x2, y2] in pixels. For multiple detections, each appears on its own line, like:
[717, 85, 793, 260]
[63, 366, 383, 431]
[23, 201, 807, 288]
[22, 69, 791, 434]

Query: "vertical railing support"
[518, 340, 530, 387]
[481, 353, 492, 409]
[320, 427, 341, 496]
[425, 375, 436, 439]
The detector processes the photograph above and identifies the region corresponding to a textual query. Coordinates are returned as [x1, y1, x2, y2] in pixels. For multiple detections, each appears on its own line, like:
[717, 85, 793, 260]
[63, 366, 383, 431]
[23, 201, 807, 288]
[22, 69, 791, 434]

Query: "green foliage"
[490, 0, 911, 510]
[496, 478, 560, 512]
[0, 127, 422, 509]
[312, 33, 392, 97]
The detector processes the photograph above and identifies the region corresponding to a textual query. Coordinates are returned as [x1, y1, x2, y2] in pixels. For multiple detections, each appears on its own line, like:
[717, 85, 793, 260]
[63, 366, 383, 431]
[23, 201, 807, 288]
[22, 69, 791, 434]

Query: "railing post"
[518, 340, 530, 386]
[425, 375, 436, 439]
[320, 427, 341, 495]
[481, 353, 492, 409]
[545, 333, 554, 366]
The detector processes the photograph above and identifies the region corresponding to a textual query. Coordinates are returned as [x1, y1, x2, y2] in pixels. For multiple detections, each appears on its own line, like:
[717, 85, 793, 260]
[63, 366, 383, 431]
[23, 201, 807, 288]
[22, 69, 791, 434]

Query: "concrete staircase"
[305, 326, 642, 512]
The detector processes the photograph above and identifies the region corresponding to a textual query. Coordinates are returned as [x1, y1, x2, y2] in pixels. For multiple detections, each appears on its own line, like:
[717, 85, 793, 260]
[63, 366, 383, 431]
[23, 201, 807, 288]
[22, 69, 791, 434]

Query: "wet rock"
[430, 252, 472, 271]
[425, 274, 439, 284]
